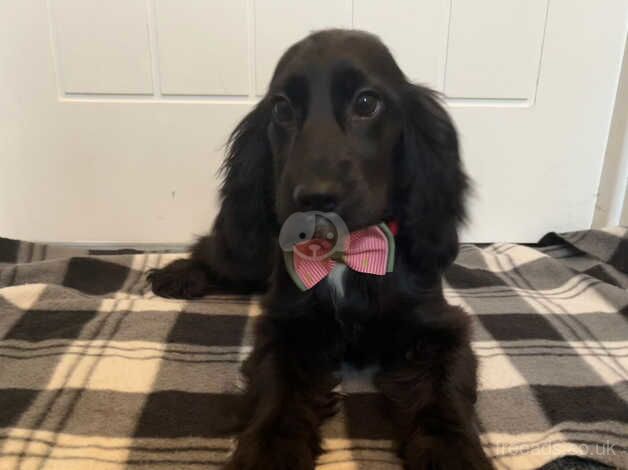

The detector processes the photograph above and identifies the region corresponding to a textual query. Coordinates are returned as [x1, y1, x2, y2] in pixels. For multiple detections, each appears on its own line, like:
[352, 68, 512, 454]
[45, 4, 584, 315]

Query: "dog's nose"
[293, 184, 339, 212]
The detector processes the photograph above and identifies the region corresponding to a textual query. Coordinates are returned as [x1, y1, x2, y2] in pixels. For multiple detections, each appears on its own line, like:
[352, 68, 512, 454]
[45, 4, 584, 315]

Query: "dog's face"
[222, 29, 467, 278]
[267, 31, 407, 230]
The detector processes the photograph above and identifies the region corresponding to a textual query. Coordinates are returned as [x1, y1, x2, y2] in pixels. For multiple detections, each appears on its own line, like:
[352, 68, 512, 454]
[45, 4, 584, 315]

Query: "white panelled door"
[1, 0, 626, 243]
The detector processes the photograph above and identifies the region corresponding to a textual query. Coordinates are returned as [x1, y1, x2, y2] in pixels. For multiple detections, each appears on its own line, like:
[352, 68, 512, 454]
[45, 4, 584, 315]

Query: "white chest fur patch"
[326, 263, 347, 302]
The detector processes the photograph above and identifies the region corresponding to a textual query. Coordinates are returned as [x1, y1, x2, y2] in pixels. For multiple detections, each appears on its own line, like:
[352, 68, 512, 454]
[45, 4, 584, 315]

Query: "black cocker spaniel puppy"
[149, 29, 493, 470]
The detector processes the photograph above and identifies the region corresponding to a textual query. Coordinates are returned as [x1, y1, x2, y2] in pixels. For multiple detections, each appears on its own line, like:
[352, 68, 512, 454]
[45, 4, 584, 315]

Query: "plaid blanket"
[0, 228, 626, 470]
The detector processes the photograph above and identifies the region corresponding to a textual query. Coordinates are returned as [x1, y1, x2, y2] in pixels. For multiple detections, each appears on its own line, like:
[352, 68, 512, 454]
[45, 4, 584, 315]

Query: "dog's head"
[222, 29, 468, 278]
[267, 30, 407, 229]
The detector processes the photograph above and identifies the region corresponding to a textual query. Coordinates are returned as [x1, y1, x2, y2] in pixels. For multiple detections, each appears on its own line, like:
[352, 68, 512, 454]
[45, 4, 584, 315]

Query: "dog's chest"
[325, 266, 382, 366]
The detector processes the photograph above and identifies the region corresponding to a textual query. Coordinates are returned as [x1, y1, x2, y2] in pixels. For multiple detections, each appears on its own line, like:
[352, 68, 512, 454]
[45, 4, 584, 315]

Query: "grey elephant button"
[279, 212, 317, 252]
[279, 211, 349, 261]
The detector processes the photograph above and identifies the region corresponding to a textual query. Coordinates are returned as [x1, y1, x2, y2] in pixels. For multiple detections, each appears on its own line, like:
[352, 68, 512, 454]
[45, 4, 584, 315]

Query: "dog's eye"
[272, 98, 295, 125]
[352, 91, 381, 118]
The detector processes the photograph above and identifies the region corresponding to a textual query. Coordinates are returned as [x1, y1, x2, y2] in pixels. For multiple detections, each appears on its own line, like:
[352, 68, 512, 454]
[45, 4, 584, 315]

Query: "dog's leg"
[147, 257, 211, 298]
[375, 305, 494, 470]
[225, 317, 341, 470]
[148, 229, 272, 299]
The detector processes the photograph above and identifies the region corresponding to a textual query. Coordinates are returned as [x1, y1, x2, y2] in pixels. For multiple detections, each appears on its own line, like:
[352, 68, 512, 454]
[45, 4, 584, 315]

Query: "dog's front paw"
[403, 434, 493, 470]
[147, 259, 209, 299]
[224, 437, 316, 470]
[312, 390, 343, 420]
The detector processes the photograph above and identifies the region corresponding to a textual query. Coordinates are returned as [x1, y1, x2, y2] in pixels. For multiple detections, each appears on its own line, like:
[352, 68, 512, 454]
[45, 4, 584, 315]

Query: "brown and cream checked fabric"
[0, 228, 626, 470]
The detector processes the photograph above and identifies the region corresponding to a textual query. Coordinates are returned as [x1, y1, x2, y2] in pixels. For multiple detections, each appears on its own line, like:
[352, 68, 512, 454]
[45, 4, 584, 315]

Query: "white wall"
[593, 42, 628, 229]
[1, 1, 627, 245]
[622, 188, 628, 226]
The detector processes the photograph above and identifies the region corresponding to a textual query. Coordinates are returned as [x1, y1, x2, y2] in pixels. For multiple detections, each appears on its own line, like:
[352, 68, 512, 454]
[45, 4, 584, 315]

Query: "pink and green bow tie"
[284, 222, 396, 291]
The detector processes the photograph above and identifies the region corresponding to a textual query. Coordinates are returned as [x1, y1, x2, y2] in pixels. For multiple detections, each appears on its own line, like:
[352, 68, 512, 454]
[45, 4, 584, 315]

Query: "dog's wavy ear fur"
[394, 84, 469, 284]
[192, 99, 276, 284]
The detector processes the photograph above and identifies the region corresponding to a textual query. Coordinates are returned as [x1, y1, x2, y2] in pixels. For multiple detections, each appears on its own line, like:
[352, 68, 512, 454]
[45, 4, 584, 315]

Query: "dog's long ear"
[194, 100, 276, 284]
[394, 84, 469, 283]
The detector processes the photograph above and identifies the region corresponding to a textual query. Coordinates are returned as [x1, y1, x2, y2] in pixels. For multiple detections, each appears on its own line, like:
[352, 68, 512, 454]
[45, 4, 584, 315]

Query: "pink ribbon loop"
[291, 224, 393, 290]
